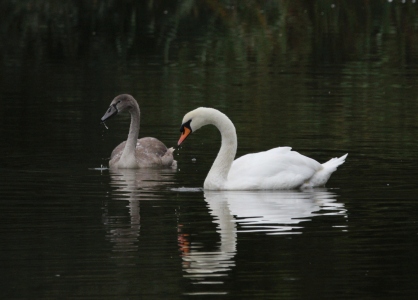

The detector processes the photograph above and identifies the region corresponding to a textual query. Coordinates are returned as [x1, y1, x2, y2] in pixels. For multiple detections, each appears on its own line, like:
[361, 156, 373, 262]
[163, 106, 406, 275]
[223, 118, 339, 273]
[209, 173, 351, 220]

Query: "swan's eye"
[180, 120, 192, 133]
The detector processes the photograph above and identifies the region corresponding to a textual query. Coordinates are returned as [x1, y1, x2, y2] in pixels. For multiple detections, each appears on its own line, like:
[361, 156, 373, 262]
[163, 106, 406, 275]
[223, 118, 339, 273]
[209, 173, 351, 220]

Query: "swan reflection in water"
[102, 168, 176, 259]
[180, 189, 347, 291]
[101, 169, 347, 292]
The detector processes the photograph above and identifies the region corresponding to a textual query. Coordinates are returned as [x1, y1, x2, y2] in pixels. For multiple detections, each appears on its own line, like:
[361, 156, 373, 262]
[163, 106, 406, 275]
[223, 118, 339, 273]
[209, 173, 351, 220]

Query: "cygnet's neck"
[119, 106, 140, 167]
[204, 110, 237, 189]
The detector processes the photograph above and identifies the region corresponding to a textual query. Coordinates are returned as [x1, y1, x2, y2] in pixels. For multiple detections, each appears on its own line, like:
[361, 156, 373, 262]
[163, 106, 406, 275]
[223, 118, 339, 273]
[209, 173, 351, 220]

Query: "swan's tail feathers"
[309, 153, 348, 187]
[322, 153, 348, 171]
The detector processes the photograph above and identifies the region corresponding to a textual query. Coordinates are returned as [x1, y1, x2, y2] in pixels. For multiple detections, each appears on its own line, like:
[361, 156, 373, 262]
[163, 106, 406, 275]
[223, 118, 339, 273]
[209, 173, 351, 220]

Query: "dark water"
[1, 1, 418, 299]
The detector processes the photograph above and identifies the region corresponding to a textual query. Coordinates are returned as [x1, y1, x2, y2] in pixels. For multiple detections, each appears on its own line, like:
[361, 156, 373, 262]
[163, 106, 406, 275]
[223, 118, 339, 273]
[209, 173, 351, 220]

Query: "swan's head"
[178, 107, 219, 146]
[101, 94, 139, 122]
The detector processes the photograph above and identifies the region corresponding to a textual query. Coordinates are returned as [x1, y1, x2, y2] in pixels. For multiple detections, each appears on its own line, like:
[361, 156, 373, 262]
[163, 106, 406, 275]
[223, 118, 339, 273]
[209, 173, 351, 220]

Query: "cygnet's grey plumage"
[101, 94, 176, 169]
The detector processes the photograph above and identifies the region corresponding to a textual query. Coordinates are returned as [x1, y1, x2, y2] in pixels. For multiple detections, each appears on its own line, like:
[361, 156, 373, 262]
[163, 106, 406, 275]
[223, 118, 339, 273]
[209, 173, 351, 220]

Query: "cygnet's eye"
[111, 101, 120, 110]
[111, 100, 122, 110]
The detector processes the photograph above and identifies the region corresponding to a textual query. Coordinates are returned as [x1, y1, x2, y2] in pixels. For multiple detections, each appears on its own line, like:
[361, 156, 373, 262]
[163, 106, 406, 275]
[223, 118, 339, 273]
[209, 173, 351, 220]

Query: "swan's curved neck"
[204, 110, 237, 189]
[120, 105, 140, 166]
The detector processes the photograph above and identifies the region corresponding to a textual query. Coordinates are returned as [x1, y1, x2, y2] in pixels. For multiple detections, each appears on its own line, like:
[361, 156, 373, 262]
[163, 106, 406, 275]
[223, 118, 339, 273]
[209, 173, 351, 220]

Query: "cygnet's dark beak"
[101, 104, 118, 122]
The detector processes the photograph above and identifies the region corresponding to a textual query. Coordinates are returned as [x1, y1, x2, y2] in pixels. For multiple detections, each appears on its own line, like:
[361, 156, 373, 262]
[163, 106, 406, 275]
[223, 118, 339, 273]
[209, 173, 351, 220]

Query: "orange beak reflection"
[178, 127, 191, 146]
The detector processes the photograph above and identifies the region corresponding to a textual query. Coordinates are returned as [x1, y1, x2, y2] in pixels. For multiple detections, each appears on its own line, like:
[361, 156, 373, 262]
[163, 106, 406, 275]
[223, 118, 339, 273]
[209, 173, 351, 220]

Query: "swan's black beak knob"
[178, 120, 192, 146]
[101, 104, 118, 122]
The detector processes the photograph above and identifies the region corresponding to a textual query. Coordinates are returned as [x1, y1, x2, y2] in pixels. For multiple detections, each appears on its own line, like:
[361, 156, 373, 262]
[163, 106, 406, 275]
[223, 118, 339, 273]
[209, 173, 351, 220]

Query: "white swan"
[101, 94, 176, 169]
[178, 107, 347, 190]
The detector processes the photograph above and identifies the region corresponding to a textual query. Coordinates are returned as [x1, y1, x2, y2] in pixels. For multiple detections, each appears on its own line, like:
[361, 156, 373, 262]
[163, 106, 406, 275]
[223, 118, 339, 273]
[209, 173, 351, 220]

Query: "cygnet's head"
[101, 94, 139, 122]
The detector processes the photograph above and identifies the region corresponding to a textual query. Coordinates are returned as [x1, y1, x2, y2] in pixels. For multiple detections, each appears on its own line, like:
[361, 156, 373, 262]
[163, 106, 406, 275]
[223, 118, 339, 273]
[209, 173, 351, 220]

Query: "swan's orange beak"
[178, 127, 191, 146]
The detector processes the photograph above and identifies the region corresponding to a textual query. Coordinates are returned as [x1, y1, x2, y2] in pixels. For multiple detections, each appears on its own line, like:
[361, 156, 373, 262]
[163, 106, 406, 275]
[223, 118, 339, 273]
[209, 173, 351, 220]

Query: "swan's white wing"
[226, 147, 322, 190]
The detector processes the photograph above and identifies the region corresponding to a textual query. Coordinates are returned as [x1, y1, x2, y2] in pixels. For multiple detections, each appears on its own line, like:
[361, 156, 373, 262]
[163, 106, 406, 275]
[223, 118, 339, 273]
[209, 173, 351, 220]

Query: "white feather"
[179, 107, 347, 190]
